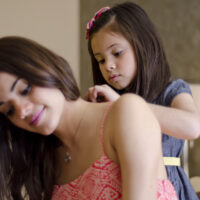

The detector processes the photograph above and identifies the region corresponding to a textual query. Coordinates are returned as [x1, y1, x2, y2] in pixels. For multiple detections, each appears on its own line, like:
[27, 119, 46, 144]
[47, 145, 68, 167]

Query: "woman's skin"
[0, 71, 167, 199]
[0, 72, 64, 135]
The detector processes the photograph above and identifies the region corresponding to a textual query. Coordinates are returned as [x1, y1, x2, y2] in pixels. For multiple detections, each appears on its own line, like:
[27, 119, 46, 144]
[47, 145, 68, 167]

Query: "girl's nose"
[105, 62, 116, 71]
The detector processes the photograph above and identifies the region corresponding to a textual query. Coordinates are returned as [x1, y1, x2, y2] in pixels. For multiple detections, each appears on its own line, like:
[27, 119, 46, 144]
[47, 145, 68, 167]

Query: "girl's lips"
[30, 107, 45, 126]
[109, 74, 120, 83]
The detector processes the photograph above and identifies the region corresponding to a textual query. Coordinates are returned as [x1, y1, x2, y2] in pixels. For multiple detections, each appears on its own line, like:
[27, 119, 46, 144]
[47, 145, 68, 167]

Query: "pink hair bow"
[86, 6, 110, 39]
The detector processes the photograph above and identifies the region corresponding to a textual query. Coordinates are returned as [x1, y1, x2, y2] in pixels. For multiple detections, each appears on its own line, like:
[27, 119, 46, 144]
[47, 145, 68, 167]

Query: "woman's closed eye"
[21, 84, 31, 96]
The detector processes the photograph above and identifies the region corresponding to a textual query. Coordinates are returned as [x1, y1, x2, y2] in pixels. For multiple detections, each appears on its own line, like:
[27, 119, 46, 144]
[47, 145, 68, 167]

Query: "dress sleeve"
[156, 79, 192, 106]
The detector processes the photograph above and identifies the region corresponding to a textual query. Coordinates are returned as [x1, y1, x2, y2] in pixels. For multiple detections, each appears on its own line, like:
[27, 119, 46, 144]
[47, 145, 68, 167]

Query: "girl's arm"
[110, 94, 162, 200]
[190, 84, 200, 110]
[85, 84, 200, 139]
[149, 93, 200, 139]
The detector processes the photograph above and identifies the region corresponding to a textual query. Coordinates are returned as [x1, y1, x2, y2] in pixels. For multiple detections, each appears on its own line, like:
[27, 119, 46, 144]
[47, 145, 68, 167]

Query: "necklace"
[64, 103, 87, 164]
[64, 152, 71, 163]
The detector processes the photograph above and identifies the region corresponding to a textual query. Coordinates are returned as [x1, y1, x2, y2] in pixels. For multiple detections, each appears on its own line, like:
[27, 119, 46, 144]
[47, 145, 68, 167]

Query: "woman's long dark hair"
[0, 36, 80, 200]
[88, 2, 171, 102]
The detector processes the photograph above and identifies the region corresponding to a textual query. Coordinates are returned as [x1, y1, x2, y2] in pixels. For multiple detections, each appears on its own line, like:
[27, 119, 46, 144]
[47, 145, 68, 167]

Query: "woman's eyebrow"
[10, 78, 20, 92]
[0, 78, 20, 107]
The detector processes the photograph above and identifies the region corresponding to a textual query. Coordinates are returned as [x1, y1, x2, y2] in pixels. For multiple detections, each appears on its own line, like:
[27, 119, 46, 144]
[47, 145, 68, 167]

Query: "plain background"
[0, 0, 80, 84]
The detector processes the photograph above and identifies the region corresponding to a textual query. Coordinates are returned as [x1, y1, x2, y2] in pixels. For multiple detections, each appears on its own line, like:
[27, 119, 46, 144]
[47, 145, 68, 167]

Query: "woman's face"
[0, 72, 66, 135]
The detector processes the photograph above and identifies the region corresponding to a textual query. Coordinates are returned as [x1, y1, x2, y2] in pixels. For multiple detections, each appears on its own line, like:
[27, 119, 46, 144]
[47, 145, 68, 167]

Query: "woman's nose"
[12, 99, 32, 119]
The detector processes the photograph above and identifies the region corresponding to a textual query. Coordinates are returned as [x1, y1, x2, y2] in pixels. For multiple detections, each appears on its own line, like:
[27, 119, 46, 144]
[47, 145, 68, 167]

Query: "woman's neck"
[54, 98, 89, 149]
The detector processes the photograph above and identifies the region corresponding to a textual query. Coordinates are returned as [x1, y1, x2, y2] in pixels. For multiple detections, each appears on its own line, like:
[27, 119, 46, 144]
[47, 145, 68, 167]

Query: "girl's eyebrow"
[0, 78, 20, 107]
[94, 44, 119, 56]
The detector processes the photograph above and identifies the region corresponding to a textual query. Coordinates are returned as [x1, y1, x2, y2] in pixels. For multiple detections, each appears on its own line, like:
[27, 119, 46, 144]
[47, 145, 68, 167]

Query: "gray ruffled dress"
[153, 79, 198, 200]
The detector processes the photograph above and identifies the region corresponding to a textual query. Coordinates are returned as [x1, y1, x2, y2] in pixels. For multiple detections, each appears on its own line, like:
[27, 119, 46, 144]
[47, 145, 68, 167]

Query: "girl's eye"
[21, 84, 31, 96]
[114, 51, 122, 57]
[97, 59, 105, 64]
[6, 106, 14, 117]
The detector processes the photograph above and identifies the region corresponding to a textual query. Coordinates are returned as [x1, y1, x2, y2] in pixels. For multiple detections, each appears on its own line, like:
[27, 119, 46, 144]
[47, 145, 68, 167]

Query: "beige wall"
[0, 0, 80, 84]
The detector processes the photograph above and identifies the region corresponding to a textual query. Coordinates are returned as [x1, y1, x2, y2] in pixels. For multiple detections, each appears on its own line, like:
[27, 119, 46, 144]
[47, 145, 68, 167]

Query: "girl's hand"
[84, 84, 120, 102]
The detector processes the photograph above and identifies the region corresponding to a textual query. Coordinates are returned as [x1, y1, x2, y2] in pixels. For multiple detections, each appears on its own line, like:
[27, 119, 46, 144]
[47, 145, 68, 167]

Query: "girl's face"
[91, 28, 137, 90]
[0, 72, 66, 135]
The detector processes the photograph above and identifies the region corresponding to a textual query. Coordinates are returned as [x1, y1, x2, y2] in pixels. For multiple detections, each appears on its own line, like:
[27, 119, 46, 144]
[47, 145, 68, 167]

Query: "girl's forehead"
[91, 30, 130, 53]
[93, 28, 123, 41]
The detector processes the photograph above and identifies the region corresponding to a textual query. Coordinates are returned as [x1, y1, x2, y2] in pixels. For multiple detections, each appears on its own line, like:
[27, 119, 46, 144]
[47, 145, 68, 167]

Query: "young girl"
[0, 36, 177, 200]
[85, 2, 200, 200]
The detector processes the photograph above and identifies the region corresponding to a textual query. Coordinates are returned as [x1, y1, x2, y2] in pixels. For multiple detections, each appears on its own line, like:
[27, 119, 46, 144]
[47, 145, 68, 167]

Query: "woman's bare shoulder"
[111, 93, 147, 115]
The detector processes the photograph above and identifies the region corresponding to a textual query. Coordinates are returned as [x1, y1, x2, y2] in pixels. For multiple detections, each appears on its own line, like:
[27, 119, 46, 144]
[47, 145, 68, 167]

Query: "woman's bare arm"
[110, 94, 162, 200]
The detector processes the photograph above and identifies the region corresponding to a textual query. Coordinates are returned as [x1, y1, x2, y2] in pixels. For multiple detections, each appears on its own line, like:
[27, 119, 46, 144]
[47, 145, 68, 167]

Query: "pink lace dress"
[51, 103, 177, 200]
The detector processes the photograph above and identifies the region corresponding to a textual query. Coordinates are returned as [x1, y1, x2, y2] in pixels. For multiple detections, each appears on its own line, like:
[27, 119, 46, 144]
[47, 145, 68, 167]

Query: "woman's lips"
[30, 107, 45, 126]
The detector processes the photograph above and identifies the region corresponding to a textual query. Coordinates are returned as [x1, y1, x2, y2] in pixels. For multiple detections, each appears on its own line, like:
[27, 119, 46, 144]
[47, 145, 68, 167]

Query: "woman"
[0, 36, 177, 200]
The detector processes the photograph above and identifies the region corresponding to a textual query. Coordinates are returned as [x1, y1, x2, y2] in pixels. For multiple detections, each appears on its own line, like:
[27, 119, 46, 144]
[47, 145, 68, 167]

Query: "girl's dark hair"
[88, 1, 171, 102]
[0, 36, 80, 199]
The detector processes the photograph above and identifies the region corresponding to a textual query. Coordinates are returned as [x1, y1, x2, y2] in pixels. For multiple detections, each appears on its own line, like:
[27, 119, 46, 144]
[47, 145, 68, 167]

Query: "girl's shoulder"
[155, 79, 192, 106]
[166, 79, 191, 94]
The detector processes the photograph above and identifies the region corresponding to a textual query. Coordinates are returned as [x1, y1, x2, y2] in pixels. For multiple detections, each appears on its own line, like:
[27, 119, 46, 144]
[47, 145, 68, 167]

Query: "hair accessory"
[86, 6, 110, 39]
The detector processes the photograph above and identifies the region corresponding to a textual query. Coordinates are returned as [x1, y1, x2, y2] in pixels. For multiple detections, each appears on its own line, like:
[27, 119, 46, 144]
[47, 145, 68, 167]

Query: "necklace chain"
[64, 104, 87, 164]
